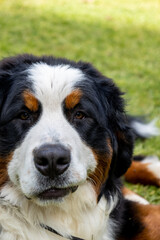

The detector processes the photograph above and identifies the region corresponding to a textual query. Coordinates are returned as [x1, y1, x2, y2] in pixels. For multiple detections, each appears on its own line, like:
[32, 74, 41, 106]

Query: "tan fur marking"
[65, 89, 82, 109]
[124, 161, 160, 187]
[134, 204, 160, 240]
[118, 203, 160, 240]
[88, 139, 113, 195]
[0, 153, 13, 187]
[23, 90, 39, 112]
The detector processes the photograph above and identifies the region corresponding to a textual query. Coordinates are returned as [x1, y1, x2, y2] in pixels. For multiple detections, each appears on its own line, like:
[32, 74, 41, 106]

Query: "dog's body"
[0, 54, 160, 240]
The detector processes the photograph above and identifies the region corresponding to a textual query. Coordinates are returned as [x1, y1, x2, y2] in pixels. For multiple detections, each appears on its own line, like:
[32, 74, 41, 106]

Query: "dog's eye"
[74, 111, 86, 120]
[19, 112, 30, 120]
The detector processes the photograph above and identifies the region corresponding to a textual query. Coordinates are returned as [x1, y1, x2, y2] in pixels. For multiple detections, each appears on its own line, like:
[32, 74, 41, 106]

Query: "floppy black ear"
[0, 67, 11, 114]
[0, 55, 23, 112]
[113, 113, 134, 178]
[0, 71, 7, 113]
[98, 77, 134, 178]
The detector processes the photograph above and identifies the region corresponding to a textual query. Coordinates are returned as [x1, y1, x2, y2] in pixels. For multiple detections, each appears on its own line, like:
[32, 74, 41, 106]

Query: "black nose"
[33, 144, 71, 178]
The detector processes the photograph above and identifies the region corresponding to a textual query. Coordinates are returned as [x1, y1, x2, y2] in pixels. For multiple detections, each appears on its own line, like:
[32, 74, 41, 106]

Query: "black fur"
[115, 200, 144, 239]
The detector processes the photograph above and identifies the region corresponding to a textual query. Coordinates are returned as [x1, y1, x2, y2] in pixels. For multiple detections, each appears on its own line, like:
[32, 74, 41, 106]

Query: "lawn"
[0, 0, 160, 203]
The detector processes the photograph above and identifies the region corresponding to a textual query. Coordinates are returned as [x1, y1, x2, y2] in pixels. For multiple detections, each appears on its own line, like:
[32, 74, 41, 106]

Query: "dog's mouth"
[38, 186, 78, 200]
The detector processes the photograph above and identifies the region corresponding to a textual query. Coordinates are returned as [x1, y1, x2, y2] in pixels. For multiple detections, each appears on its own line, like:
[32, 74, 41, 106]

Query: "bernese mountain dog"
[0, 54, 160, 240]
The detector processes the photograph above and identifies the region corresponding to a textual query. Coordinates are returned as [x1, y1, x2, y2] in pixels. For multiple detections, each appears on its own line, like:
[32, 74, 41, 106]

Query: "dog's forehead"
[27, 62, 84, 106]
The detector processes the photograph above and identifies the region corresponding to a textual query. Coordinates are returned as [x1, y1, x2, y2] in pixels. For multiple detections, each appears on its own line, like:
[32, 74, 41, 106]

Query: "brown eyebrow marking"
[65, 89, 82, 109]
[22, 90, 39, 112]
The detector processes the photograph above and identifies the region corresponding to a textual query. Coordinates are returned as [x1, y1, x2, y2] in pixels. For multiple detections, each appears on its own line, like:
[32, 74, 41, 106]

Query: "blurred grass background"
[0, 0, 160, 203]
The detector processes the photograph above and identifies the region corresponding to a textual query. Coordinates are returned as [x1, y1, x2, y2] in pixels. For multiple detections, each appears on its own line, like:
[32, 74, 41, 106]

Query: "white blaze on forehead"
[27, 63, 84, 106]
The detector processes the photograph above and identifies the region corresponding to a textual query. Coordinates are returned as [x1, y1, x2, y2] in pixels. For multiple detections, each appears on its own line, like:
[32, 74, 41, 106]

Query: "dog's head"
[0, 55, 133, 205]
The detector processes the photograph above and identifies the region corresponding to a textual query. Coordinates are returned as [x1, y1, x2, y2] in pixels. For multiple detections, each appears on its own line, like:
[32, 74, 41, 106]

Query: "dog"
[0, 54, 160, 240]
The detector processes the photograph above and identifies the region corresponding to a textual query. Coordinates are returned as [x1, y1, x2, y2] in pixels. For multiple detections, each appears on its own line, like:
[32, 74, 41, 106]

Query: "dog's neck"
[0, 182, 117, 240]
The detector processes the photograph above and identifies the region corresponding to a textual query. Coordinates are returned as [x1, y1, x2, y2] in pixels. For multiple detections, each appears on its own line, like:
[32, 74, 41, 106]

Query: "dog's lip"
[38, 186, 78, 200]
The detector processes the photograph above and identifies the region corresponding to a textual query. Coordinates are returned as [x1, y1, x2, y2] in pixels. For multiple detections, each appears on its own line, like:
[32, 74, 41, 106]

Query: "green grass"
[0, 0, 160, 203]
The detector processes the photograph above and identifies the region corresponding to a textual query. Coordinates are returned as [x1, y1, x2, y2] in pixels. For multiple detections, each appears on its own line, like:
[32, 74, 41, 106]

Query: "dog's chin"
[38, 185, 78, 200]
[30, 186, 78, 206]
